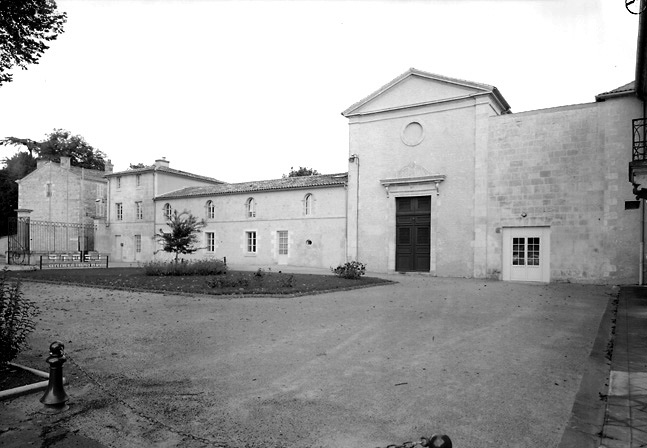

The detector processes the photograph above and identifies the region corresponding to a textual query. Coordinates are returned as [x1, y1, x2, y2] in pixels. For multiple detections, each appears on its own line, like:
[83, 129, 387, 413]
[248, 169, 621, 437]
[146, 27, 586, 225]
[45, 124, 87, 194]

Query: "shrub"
[0, 269, 39, 366]
[206, 273, 250, 289]
[279, 274, 295, 288]
[331, 261, 366, 279]
[144, 259, 227, 276]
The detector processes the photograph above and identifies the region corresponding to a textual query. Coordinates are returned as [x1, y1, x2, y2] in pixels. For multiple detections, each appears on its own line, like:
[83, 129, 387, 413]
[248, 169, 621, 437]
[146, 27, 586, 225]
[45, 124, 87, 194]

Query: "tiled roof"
[156, 173, 348, 199]
[106, 165, 223, 184]
[69, 165, 107, 182]
[342, 68, 511, 116]
[595, 81, 635, 101]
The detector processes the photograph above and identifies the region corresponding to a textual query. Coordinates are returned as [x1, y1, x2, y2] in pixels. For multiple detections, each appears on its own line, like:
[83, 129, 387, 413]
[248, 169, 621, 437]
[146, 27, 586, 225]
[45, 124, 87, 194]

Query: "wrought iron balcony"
[633, 118, 647, 161]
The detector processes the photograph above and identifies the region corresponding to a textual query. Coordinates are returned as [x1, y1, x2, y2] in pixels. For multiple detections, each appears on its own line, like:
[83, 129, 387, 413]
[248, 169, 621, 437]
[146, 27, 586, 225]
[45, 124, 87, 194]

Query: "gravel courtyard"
[12, 276, 613, 447]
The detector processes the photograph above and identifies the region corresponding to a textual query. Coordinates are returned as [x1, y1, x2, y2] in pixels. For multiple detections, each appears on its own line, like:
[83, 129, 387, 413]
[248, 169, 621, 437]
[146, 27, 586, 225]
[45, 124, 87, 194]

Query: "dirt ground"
[4, 276, 614, 447]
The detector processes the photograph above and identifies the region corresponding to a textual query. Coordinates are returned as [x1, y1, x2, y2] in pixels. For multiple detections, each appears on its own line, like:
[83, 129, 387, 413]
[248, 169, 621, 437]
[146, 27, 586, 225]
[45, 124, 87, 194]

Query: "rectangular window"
[46, 182, 52, 197]
[116, 203, 123, 221]
[246, 231, 257, 253]
[206, 232, 215, 252]
[116, 177, 121, 189]
[135, 235, 142, 253]
[527, 237, 540, 266]
[278, 231, 288, 255]
[136, 174, 141, 187]
[512, 237, 524, 266]
[135, 201, 143, 220]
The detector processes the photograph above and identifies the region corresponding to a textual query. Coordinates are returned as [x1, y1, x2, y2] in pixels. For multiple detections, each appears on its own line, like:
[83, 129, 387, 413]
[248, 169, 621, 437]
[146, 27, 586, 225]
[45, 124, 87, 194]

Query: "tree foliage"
[284, 166, 320, 178]
[0, 0, 67, 86]
[1, 129, 106, 170]
[129, 163, 147, 169]
[156, 210, 206, 261]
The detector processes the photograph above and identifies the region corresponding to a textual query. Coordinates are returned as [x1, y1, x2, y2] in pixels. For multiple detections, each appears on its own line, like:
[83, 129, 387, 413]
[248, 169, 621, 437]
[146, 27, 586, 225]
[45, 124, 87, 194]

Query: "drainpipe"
[642, 199, 645, 285]
[348, 154, 359, 261]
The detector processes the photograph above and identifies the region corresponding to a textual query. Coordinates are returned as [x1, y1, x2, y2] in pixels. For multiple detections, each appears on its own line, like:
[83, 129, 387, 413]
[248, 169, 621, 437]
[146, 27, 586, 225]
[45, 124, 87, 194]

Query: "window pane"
[206, 232, 215, 252]
[527, 237, 540, 266]
[278, 231, 288, 255]
[512, 237, 525, 266]
[247, 231, 256, 252]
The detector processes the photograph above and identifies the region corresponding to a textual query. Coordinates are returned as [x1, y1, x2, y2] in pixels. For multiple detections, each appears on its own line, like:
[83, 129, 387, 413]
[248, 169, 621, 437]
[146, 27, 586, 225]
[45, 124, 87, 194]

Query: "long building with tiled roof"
[157, 173, 348, 199]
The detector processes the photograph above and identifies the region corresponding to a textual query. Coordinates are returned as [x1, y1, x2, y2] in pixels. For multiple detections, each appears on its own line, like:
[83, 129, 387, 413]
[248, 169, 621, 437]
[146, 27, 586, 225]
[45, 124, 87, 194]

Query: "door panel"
[396, 197, 431, 272]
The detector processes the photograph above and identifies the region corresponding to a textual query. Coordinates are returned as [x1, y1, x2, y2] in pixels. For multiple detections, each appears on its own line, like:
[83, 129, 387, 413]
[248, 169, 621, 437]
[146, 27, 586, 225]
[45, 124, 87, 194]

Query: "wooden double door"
[395, 196, 431, 272]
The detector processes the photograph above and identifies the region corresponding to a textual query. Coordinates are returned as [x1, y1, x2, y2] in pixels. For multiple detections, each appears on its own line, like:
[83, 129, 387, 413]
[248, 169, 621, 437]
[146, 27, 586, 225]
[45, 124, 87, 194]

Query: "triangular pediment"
[343, 68, 510, 117]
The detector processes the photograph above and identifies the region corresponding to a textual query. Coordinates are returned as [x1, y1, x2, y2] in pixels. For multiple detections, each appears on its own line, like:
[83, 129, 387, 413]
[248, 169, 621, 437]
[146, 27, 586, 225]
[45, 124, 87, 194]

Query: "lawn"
[5, 267, 392, 296]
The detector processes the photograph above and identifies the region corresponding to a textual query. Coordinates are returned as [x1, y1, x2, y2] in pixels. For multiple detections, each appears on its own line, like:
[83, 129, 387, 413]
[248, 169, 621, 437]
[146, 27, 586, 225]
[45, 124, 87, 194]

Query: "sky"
[0, 0, 641, 183]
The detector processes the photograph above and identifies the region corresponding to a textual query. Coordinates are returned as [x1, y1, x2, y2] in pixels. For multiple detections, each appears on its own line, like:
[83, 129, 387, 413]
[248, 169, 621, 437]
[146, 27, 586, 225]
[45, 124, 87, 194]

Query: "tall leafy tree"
[283, 166, 320, 178]
[156, 210, 206, 262]
[1, 129, 106, 170]
[0, 0, 67, 86]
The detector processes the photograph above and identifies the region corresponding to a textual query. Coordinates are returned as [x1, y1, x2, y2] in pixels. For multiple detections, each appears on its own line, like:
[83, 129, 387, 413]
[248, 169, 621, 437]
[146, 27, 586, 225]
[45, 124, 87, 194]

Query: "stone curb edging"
[0, 362, 68, 400]
[556, 291, 619, 447]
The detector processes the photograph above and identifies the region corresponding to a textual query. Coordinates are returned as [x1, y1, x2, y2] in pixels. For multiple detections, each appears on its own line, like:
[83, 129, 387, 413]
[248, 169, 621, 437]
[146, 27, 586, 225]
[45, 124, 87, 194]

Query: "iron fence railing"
[7, 218, 95, 264]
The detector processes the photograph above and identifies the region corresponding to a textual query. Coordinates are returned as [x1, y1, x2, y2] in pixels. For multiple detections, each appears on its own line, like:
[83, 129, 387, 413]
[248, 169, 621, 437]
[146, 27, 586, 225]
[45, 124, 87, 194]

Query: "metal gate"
[7, 218, 95, 265]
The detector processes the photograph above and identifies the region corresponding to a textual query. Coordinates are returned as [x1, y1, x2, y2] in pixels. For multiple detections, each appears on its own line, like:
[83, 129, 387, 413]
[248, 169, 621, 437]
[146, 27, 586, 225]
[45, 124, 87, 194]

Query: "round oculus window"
[401, 121, 424, 146]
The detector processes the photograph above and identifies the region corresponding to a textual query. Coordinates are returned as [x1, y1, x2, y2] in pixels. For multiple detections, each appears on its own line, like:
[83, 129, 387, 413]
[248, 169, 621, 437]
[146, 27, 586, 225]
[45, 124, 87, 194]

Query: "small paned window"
[304, 194, 313, 215]
[278, 231, 288, 255]
[135, 201, 143, 220]
[512, 237, 525, 266]
[246, 198, 256, 218]
[207, 200, 215, 219]
[164, 203, 172, 220]
[116, 203, 123, 221]
[116, 177, 121, 189]
[246, 231, 257, 253]
[136, 174, 141, 187]
[206, 232, 215, 252]
[135, 235, 142, 253]
[527, 237, 540, 266]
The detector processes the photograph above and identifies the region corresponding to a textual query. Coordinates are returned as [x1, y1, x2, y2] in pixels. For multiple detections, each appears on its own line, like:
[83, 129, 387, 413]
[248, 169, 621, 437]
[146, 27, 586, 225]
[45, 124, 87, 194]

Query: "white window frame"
[135, 201, 143, 220]
[116, 177, 121, 189]
[164, 203, 172, 220]
[116, 203, 123, 221]
[135, 234, 142, 253]
[246, 197, 256, 218]
[246, 231, 257, 253]
[136, 174, 141, 187]
[206, 232, 215, 252]
[278, 230, 288, 255]
[207, 200, 215, 219]
[304, 193, 313, 216]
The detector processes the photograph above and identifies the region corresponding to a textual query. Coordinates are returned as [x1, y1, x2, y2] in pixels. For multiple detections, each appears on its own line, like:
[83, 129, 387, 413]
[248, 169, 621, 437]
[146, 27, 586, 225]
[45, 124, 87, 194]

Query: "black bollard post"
[40, 341, 69, 412]
[422, 434, 452, 448]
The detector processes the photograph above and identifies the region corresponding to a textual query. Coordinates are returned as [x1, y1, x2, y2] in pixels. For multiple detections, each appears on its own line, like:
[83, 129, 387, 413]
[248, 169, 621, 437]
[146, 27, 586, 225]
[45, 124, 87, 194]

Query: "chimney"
[60, 156, 71, 170]
[154, 157, 170, 168]
[104, 159, 113, 173]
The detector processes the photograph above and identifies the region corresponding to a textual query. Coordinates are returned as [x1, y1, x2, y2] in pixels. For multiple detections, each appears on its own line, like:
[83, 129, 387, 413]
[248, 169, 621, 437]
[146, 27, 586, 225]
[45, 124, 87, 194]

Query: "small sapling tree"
[156, 210, 206, 262]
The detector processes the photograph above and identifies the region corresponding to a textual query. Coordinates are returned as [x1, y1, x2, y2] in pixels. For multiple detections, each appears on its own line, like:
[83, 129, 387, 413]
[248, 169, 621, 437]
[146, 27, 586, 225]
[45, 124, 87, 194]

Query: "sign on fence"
[39, 253, 109, 270]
